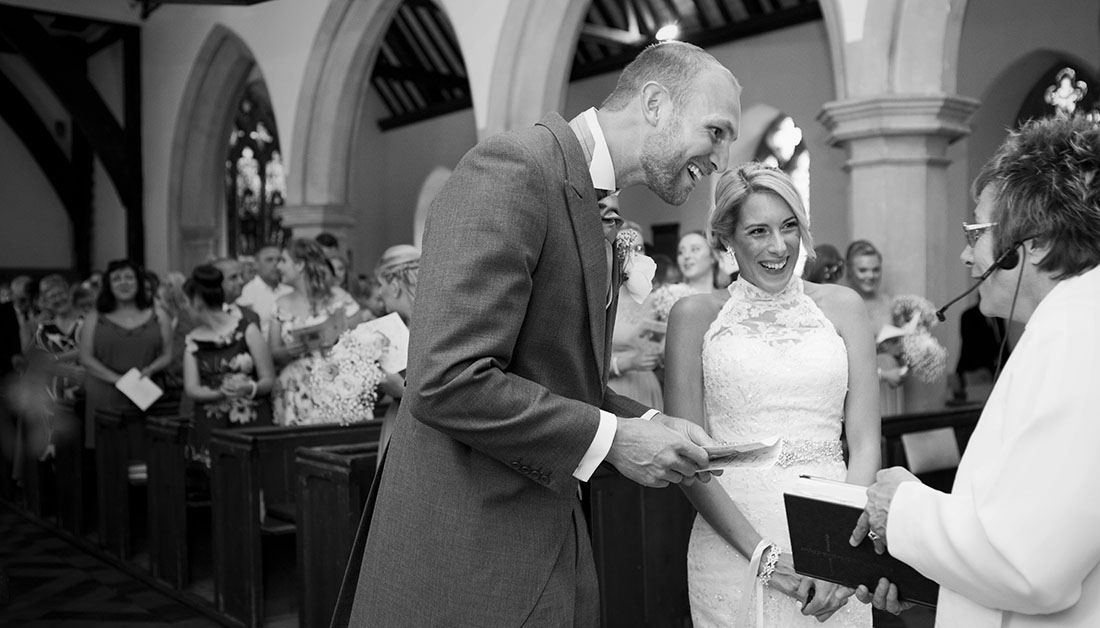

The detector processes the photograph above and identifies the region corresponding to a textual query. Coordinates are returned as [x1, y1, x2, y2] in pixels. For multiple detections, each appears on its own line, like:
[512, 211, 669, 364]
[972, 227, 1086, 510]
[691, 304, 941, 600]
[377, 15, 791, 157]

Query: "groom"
[344, 41, 742, 627]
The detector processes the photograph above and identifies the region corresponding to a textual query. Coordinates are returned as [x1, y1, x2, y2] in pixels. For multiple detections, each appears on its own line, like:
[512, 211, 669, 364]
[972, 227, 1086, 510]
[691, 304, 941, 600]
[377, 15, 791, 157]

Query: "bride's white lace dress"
[687, 276, 871, 627]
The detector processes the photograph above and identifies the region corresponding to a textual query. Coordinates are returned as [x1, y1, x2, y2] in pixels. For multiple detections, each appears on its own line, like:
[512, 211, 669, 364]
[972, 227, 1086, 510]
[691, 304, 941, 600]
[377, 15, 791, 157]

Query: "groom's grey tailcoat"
[347, 113, 649, 626]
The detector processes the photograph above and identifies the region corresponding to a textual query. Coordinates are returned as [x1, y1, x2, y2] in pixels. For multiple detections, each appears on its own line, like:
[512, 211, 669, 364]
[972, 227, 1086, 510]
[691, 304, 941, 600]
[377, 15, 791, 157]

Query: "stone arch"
[412, 166, 451, 249]
[167, 24, 257, 272]
[285, 0, 402, 214]
[481, 0, 589, 137]
[819, 0, 970, 99]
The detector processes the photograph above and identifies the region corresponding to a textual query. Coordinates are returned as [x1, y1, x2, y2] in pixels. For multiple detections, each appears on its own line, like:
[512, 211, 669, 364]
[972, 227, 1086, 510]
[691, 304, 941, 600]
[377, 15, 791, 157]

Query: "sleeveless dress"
[687, 276, 871, 628]
[83, 311, 164, 448]
[185, 317, 272, 467]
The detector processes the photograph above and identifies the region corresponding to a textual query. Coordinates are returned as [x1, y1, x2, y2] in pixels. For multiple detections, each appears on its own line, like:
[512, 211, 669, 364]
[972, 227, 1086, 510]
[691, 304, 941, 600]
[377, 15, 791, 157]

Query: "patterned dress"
[272, 295, 359, 425]
[33, 318, 83, 400]
[185, 317, 271, 466]
[687, 275, 870, 628]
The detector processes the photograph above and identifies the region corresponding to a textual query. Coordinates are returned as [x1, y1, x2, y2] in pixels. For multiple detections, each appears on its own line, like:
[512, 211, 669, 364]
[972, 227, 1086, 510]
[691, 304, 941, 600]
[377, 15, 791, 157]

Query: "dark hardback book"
[783, 476, 939, 608]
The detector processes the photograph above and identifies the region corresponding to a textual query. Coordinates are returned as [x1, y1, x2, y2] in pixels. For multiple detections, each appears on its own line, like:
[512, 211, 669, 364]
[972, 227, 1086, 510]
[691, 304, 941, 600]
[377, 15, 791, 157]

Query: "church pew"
[209, 421, 380, 628]
[586, 465, 695, 628]
[94, 395, 181, 560]
[881, 403, 983, 492]
[145, 414, 191, 589]
[52, 397, 96, 538]
[295, 442, 379, 628]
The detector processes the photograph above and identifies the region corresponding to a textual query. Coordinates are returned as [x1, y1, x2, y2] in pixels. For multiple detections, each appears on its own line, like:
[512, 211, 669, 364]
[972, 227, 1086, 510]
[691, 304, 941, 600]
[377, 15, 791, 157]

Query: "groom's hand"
[605, 416, 709, 488]
[651, 413, 722, 483]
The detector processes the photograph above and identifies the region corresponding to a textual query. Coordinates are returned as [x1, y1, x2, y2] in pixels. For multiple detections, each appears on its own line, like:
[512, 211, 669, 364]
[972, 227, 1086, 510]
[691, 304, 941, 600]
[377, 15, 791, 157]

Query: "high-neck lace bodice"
[689, 276, 869, 628]
[702, 275, 848, 447]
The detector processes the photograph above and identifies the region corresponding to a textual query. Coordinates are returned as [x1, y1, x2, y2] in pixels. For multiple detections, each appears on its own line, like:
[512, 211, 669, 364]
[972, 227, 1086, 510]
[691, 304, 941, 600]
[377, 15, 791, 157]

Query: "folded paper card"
[702, 436, 781, 470]
[114, 367, 163, 411]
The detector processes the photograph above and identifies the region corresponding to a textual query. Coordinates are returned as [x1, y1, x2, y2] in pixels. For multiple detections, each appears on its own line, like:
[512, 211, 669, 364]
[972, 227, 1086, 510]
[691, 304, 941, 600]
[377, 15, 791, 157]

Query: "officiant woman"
[850, 115, 1100, 628]
[79, 258, 173, 447]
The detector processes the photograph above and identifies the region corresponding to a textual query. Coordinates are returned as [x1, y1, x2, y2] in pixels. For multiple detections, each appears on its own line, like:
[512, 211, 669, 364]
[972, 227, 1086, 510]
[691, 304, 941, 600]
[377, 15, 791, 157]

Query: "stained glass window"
[754, 112, 811, 213]
[1016, 64, 1100, 127]
[226, 80, 290, 257]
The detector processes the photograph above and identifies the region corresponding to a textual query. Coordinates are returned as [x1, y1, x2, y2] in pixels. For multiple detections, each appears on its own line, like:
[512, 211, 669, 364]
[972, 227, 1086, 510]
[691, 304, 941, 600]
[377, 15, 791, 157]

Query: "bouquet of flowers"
[306, 325, 388, 425]
[877, 295, 948, 383]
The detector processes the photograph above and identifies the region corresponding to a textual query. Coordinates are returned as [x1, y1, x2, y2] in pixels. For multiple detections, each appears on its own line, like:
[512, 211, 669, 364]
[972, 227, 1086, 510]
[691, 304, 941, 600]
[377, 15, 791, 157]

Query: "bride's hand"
[764, 552, 803, 601]
[799, 577, 854, 622]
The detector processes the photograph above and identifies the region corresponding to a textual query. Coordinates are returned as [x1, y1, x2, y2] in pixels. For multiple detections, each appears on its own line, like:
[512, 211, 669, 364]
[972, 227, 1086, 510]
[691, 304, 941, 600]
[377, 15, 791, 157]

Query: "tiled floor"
[0, 505, 219, 628]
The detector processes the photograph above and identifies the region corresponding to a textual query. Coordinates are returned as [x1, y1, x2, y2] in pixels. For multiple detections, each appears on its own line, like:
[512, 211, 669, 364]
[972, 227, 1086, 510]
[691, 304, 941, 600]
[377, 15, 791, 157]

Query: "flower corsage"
[615, 228, 656, 304]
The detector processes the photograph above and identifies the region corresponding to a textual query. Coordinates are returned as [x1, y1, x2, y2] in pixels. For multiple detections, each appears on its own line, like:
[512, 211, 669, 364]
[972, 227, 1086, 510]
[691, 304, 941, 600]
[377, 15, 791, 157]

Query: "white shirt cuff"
[573, 408, 660, 481]
[573, 410, 617, 481]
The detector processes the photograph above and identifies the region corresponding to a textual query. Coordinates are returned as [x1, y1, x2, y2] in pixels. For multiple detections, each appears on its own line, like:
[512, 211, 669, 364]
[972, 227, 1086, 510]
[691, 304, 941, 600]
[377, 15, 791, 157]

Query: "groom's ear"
[639, 81, 669, 127]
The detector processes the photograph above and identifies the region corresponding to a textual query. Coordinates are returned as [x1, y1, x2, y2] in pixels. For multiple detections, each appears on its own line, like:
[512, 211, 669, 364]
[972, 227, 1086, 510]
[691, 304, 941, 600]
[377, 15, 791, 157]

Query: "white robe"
[889, 265, 1100, 627]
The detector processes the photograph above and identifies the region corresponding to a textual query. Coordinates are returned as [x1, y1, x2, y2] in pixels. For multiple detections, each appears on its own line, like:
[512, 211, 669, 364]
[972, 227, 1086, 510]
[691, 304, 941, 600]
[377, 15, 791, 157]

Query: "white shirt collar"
[581, 108, 617, 193]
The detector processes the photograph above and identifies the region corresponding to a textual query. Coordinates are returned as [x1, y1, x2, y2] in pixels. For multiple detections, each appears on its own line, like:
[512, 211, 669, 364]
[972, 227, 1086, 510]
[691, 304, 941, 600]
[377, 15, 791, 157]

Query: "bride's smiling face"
[729, 192, 801, 294]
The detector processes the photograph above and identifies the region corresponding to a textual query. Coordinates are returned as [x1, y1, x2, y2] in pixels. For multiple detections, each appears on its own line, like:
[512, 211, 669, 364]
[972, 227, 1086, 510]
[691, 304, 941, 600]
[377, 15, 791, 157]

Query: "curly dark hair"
[97, 259, 152, 313]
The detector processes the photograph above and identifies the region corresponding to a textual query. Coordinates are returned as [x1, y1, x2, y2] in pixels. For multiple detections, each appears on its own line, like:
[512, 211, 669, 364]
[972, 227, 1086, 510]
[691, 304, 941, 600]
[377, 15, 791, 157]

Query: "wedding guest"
[156, 271, 193, 396]
[845, 240, 907, 413]
[212, 257, 257, 327]
[31, 275, 85, 400]
[268, 238, 360, 425]
[804, 243, 845, 284]
[328, 253, 350, 291]
[71, 285, 96, 316]
[652, 253, 682, 288]
[372, 244, 420, 458]
[668, 162, 878, 626]
[678, 231, 720, 294]
[355, 273, 385, 318]
[79, 259, 173, 447]
[182, 265, 274, 467]
[237, 245, 292, 339]
[851, 115, 1100, 627]
[607, 212, 663, 410]
[316, 231, 340, 259]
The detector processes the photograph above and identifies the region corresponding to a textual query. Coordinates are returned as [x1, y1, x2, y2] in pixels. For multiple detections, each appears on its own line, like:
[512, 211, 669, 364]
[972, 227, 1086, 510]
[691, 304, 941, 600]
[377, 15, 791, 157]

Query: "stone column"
[276, 203, 357, 248]
[819, 94, 979, 411]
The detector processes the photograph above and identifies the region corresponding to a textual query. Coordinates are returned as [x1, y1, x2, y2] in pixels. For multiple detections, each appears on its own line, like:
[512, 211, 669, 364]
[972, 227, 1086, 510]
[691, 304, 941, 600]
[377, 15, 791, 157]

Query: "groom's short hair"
[600, 41, 732, 112]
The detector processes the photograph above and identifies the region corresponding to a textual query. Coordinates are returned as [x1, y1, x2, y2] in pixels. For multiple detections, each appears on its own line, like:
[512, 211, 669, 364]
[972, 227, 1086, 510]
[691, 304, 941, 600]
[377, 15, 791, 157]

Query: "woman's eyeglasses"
[963, 221, 998, 247]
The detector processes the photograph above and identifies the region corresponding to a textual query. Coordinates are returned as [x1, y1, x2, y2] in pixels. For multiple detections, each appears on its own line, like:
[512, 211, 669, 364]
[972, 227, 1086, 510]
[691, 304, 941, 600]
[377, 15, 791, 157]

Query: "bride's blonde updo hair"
[707, 162, 815, 261]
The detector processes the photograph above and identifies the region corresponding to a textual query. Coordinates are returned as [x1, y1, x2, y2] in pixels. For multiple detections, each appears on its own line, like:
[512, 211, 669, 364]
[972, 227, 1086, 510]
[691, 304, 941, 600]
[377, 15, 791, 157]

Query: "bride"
[665, 163, 880, 626]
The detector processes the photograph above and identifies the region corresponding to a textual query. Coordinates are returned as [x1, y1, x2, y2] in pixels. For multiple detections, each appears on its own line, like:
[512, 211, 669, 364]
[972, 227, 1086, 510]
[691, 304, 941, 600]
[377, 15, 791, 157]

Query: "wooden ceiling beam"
[579, 23, 648, 47]
[374, 62, 467, 89]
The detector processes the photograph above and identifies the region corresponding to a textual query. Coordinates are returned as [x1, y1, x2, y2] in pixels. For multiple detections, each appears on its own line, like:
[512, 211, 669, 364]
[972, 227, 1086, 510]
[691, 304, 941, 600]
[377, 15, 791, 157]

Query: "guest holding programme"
[851, 115, 1100, 628]
[79, 259, 173, 447]
[268, 238, 360, 425]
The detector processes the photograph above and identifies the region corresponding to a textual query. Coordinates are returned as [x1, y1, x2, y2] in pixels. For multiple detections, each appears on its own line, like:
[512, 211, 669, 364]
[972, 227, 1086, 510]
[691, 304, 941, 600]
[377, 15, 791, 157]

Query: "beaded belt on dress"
[774, 439, 843, 467]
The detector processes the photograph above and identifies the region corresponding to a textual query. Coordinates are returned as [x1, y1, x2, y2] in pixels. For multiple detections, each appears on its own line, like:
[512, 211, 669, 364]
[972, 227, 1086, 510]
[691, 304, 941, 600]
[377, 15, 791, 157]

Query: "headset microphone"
[935, 244, 1021, 322]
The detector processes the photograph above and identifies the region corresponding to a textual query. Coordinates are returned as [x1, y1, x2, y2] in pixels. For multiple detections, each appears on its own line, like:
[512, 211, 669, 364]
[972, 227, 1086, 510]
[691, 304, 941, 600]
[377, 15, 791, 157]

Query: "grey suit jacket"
[346, 113, 649, 627]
